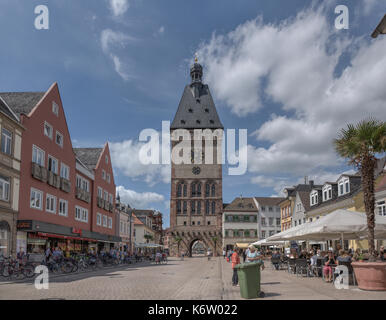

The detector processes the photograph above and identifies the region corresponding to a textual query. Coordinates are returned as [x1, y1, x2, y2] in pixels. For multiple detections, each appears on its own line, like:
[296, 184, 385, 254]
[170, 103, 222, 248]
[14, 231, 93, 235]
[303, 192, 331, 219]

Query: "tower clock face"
[192, 166, 201, 175]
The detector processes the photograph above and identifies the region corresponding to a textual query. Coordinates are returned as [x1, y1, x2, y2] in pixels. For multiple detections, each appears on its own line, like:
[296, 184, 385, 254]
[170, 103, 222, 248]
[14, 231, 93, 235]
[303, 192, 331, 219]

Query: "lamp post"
[371, 14, 386, 38]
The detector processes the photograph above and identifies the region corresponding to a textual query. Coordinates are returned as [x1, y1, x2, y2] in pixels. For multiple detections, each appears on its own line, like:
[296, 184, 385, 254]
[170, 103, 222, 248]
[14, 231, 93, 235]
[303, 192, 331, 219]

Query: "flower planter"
[352, 262, 386, 291]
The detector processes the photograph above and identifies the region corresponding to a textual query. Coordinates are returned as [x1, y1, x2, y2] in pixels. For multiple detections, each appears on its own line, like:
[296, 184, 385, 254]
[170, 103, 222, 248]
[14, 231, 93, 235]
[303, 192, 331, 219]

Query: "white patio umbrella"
[251, 238, 286, 246]
[267, 209, 386, 242]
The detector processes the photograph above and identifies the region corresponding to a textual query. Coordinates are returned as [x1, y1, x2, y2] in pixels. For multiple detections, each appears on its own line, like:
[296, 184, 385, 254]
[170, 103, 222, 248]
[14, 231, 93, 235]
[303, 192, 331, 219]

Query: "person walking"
[223, 248, 226, 259]
[231, 247, 241, 286]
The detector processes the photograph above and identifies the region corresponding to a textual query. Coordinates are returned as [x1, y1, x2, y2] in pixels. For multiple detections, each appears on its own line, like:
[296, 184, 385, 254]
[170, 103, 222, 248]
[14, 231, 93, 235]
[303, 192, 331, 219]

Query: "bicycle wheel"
[23, 265, 35, 278]
[2, 266, 10, 278]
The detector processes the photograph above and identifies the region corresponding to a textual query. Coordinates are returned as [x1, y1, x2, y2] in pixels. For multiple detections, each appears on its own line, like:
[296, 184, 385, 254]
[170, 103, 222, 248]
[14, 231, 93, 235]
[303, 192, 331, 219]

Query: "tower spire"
[190, 54, 203, 84]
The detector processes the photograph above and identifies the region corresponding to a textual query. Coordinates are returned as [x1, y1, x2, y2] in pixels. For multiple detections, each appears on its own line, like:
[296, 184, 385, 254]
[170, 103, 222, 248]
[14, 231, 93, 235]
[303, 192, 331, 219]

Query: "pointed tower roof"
[171, 58, 223, 130]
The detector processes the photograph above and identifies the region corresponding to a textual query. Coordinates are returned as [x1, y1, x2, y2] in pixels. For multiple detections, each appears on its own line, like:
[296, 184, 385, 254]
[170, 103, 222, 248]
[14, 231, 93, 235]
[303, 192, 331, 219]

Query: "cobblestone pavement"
[0, 257, 385, 300]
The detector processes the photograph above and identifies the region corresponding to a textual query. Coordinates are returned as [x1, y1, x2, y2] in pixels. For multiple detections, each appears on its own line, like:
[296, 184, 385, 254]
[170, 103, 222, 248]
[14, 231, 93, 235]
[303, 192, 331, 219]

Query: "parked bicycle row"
[0, 252, 149, 281]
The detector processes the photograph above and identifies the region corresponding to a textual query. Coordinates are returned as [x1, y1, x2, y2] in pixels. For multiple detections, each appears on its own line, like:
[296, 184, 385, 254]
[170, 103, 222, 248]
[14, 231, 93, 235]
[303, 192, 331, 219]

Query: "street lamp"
[371, 14, 386, 38]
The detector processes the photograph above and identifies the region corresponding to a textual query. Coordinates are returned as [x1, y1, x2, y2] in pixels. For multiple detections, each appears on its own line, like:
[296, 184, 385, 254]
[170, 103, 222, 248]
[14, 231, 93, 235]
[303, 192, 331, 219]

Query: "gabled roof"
[132, 209, 155, 216]
[0, 97, 19, 123]
[254, 197, 285, 206]
[223, 197, 257, 211]
[0, 92, 45, 117]
[73, 148, 103, 171]
[297, 191, 312, 211]
[132, 214, 144, 225]
[171, 84, 223, 130]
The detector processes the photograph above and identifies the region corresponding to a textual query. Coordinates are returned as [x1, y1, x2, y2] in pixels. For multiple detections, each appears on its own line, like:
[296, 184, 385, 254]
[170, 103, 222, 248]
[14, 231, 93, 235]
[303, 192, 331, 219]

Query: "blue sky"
[0, 0, 385, 228]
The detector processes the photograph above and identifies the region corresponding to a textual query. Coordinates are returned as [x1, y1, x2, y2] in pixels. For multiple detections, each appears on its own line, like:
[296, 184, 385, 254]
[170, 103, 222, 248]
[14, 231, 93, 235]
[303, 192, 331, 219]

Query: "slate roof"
[0, 97, 19, 122]
[73, 148, 103, 171]
[254, 197, 285, 206]
[171, 64, 223, 130]
[132, 209, 156, 216]
[223, 197, 257, 212]
[298, 191, 312, 211]
[0, 92, 45, 117]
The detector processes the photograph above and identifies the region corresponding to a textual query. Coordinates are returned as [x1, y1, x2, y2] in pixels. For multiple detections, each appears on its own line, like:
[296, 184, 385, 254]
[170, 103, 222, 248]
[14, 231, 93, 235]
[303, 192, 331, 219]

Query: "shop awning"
[235, 243, 250, 249]
[37, 232, 97, 242]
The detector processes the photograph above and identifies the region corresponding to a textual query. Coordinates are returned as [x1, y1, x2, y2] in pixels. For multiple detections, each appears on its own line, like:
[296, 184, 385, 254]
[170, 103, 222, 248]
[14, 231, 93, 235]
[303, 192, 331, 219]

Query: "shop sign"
[17, 221, 32, 229]
[72, 228, 82, 236]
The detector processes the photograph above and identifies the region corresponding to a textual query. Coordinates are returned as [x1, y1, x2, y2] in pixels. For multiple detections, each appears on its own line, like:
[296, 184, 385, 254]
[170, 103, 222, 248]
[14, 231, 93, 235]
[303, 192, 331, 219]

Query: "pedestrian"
[45, 247, 52, 263]
[379, 246, 385, 261]
[243, 248, 248, 263]
[181, 251, 185, 261]
[223, 248, 226, 259]
[231, 247, 241, 286]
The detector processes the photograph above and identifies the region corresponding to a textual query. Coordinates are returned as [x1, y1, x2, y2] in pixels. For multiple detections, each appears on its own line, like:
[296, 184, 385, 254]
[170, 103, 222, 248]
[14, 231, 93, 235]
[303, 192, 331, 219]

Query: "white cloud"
[197, 5, 386, 179]
[109, 0, 129, 17]
[100, 29, 134, 80]
[158, 26, 165, 34]
[110, 139, 170, 186]
[116, 186, 164, 209]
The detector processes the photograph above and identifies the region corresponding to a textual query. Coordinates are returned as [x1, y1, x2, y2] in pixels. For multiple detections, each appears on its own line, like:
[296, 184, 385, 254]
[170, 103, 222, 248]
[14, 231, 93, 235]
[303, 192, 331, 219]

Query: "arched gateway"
[167, 58, 223, 257]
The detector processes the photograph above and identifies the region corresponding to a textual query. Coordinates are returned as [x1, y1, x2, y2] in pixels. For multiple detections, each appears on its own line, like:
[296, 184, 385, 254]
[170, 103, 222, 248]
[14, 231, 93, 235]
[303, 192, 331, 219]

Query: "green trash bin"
[235, 262, 261, 299]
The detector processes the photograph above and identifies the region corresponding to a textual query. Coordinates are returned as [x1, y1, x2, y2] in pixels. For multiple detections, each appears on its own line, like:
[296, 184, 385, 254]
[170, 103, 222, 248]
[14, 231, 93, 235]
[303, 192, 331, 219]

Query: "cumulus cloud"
[197, 4, 386, 179]
[109, 0, 129, 17]
[116, 186, 164, 209]
[110, 139, 170, 186]
[100, 29, 134, 80]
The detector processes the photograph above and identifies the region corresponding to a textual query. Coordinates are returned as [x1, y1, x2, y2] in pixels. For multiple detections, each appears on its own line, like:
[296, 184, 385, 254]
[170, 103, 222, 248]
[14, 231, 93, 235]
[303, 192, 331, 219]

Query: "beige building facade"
[0, 99, 23, 258]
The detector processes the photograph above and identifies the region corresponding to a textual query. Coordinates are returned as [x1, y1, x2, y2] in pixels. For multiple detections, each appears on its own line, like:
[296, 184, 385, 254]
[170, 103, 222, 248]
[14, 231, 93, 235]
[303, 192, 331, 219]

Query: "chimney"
[304, 176, 308, 184]
[309, 180, 314, 187]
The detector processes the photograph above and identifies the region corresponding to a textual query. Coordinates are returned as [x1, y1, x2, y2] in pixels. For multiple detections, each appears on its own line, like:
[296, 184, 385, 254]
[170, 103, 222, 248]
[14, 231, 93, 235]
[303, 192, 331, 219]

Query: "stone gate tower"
[167, 58, 223, 257]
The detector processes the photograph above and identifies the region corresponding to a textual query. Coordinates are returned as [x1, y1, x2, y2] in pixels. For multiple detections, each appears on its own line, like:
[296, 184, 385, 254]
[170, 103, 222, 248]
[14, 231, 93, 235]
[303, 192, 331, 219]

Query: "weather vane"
[194, 52, 198, 63]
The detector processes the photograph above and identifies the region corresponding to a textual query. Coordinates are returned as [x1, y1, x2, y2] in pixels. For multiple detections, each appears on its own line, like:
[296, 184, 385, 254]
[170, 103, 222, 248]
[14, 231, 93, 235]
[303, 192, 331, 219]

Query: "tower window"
[211, 201, 216, 214]
[207, 221, 210, 225]
[205, 200, 210, 214]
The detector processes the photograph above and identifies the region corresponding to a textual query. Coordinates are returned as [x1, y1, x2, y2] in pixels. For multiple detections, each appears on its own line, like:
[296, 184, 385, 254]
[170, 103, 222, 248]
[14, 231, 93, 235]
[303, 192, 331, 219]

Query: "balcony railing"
[76, 187, 91, 203]
[31, 162, 48, 182]
[60, 178, 71, 193]
[48, 171, 60, 189]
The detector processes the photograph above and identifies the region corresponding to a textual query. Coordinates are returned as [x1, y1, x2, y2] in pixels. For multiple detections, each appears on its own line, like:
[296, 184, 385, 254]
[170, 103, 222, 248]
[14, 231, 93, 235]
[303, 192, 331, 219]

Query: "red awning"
[37, 232, 97, 242]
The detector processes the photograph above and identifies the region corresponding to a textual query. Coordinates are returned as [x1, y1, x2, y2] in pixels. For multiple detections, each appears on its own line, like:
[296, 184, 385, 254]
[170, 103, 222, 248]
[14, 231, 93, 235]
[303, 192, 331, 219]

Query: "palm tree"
[211, 236, 218, 256]
[174, 236, 183, 256]
[334, 118, 386, 258]
[144, 234, 153, 243]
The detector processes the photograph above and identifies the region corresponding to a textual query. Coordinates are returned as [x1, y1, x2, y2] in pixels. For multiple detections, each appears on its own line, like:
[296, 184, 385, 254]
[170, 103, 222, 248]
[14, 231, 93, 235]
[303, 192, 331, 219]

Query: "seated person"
[323, 250, 337, 282]
[310, 250, 323, 276]
[337, 249, 352, 263]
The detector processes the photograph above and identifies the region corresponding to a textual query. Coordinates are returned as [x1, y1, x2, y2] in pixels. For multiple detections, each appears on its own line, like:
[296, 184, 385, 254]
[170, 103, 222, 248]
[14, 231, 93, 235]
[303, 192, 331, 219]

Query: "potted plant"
[334, 119, 386, 291]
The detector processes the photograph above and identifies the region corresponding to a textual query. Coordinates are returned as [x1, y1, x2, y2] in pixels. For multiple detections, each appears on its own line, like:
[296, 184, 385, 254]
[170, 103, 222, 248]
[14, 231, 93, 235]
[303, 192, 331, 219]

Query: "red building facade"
[0, 83, 120, 254]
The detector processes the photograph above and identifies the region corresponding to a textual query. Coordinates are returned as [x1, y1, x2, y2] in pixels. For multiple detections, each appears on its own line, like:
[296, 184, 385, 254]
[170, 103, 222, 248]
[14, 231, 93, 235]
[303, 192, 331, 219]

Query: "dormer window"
[205, 108, 209, 113]
[188, 109, 193, 113]
[196, 120, 201, 124]
[209, 120, 214, 124]
[310, 190, 318, 206]
[338, 177, 350, 196]
[181, 120, 186, 125]
[322, 184, 332, 202]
